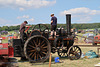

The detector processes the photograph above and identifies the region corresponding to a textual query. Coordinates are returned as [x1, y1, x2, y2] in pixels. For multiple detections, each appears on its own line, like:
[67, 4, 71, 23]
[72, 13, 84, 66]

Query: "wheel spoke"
[76, 51, 80, 54]
[72, 48, 74, 51]
[60, 53, 63, 56]
[31, 52, 36, 58]
[42, 52, 47, 55]
[30, 41, 35, 46]
[39, 54, 42, 59]
[77, 50, 81, 53]
[34, 52, 37, 60]
[63, 53, 65, 56]
[75, 48, 79, 51]
[74, 47, 77, 51]
[76, 53, 80, 56]
[28, 44, 35, 48]
[40, 52, 44, 57]
[42, 46, 48, 49]
[41, 41, 44, 45]
[33, 40, 37, 47]
[41, 44, 45, 48]
[75, 48, 80, 53]
[28, 50, 35, 52]
[38, 39, 41, 46]
[36, 38, 38, 45]
[41, 48, 47, 51]
[29, 52, 33, 57]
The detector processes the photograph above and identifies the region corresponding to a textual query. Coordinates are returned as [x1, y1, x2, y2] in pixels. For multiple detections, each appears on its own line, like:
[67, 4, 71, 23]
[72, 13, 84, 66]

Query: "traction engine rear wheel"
[68, 45, 82, 60]
[24, 35, 51, 63]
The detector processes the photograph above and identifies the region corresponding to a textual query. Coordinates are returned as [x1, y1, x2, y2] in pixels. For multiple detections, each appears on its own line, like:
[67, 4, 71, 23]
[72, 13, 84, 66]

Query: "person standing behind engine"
[50, 14, 57, 37]
[19, 21, 28, 43]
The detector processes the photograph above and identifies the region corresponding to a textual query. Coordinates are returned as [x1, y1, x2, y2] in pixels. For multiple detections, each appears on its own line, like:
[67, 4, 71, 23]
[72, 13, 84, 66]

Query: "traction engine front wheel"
[68, 45, 82, 60]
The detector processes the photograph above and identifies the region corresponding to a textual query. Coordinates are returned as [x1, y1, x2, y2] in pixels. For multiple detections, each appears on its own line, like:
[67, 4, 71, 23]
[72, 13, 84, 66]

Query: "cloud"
[0, 17, 34, 26]
[60, 7, 100, 23]
[19, 8, 25, 11]
[0, 0, 56, 10]
[17, 15, 29, 19]
[27, 18, 34, 22]
[60, 7, 100, 16]
[0, 18, 17, 26]
[17, 15, 35, 23]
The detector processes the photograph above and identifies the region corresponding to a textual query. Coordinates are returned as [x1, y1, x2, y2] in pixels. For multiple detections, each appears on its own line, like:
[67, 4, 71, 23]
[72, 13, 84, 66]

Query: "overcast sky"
[0, 0, 100, 26]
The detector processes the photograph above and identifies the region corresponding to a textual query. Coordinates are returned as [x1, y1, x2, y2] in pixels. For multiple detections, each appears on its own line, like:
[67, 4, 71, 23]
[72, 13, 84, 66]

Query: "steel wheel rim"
[68, 45, 82, 60]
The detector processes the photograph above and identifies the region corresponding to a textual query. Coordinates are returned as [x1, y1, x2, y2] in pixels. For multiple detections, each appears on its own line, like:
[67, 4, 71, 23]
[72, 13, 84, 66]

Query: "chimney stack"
[66, 14, 71, 35]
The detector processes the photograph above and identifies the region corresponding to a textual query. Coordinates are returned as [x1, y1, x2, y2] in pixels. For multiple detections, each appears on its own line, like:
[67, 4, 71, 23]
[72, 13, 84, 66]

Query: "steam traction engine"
[12, 14, 82, 62]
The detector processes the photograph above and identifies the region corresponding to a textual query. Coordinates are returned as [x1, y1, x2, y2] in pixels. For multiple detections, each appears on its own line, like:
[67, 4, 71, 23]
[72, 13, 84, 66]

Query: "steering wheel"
[32, 24, 49, 33]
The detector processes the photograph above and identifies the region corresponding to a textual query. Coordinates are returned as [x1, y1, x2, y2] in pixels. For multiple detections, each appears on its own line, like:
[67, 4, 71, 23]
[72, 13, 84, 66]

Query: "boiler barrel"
[66, 14, 71, 35]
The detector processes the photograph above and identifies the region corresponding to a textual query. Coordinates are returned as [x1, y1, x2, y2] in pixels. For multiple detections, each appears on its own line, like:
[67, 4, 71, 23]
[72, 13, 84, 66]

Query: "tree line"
[0, 23, 100, 31]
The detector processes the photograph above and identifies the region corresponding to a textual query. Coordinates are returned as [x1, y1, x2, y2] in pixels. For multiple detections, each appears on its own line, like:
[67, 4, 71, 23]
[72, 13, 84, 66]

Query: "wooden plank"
[49, 53, 52, 67]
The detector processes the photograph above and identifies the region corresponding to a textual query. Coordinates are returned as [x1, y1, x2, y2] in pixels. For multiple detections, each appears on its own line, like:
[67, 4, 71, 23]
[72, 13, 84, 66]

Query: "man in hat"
[19, 21, 29, 60]
[50, 14, 57, 37]
[19, 21, 28, 43]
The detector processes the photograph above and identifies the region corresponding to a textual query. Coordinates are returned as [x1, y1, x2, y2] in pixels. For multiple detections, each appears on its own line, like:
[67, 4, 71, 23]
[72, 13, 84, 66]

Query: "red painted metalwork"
[0, 43, 14, 57]
[8, 47, 14, 57]
[25, 26, 31, 33]
[94, 35, 100, 43]
[0, 43, 8, 56]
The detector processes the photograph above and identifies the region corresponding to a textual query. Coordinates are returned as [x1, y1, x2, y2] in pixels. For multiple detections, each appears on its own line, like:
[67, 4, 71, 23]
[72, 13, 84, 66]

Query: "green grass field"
[18, 47, 100, 67]
[17, 44, 100, 67]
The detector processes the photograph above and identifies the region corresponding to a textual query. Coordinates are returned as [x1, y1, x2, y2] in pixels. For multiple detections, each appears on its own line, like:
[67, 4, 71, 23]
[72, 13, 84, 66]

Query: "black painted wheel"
[32, 24, 49, 32]
[68, 45, 82, 60]
[58, 47, 68, 58]
[55, 38, 68, 57]
[24, 35, 51, 62]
